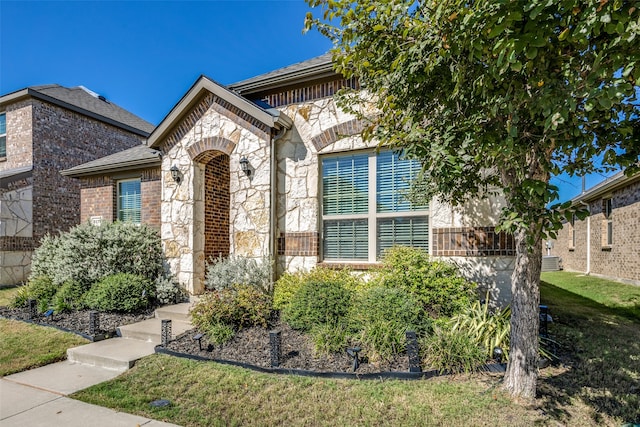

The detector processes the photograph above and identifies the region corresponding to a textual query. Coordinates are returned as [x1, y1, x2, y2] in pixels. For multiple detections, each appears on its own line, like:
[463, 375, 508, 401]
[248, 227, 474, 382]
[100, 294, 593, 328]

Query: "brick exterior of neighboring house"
[70, 55, 516, 305]
[0, 85, 153, 285]
[550, 172, 640, 285]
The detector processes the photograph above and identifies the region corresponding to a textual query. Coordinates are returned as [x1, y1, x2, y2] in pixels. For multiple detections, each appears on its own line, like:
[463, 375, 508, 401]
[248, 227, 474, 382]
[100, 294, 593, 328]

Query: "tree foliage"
[305, 0, 639, 399]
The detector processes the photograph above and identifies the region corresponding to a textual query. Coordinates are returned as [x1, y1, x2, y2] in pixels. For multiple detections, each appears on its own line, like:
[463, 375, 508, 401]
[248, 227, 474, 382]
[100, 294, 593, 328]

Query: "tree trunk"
[502, 225, 542, 399]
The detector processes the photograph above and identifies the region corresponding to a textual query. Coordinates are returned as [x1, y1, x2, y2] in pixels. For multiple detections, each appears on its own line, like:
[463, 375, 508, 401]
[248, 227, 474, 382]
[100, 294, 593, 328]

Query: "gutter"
[60, 158, 162, 177]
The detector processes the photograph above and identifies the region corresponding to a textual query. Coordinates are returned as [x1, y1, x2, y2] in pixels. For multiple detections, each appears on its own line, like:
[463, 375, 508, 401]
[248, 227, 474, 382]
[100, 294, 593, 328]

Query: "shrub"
[83, 273, 155, 313]
[30, 222, 164, 287]
[52, 281, 87, 313]
[351, 287, 430, 361]
[205, 256, 272, 296]
[421, 326, 486, 374]
[155, 275, 188, 305]
[190, 285, 273, 340]
[376, 246, 476, 317]
[203, 322, 235, 345]
[450, 296, 511, 361]
[283, 280, 353, 331]
[310, 322, 352, 355]
[11, 276, 59, 313]
[273, 267, 364, 311]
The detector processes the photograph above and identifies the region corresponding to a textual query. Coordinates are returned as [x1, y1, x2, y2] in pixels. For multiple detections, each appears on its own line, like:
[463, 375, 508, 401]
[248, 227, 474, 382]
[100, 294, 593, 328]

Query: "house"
[64, 55, 516, 304]
[549, 171, 640, 285]
[0, 85, 154, 285]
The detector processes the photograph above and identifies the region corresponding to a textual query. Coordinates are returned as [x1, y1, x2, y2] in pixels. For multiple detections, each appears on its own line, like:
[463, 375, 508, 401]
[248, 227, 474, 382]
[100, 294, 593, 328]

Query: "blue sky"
[0, 0, 616, 202]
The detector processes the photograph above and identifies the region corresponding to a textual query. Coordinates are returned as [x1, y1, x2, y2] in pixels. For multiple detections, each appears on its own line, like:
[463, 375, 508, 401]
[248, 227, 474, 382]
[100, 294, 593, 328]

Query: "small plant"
[376, 246, 476, 317]
[52, 281, 87, 313]
[203, 322, 235, 345]
[310, 322, 352, 355]
[421, 326, 486, 374]
[273, 267, 364, 311]
[11, 276, 59, 313]
[283, 280, 353, 331]
[205, 255, 272, 296]
[351, 286, 430, 361]
[155, 275, 188, 305]
[83, 273, 155, 313]
[450, 295, 511, 361]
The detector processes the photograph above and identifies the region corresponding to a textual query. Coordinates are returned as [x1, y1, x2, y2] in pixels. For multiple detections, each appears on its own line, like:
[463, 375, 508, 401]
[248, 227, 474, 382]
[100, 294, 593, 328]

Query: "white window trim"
[0, 112, 6, 159]
[320, 150, 430, 263]
[117, 178, 141, 224]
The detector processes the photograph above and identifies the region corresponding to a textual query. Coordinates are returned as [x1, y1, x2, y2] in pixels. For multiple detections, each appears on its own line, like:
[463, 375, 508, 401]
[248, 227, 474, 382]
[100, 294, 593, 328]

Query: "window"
[568, 214, 576, 249]
[321, 151, 428, 262]
[117, 179, 141, 224]
[0, 113, 6, 158]
[602, 198, 612, 247]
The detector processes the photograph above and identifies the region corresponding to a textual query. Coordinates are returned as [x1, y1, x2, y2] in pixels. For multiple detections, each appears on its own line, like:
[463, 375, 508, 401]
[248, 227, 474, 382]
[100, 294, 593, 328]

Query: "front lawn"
[0, 318, 89, 376]
[71, 272, 640, 426]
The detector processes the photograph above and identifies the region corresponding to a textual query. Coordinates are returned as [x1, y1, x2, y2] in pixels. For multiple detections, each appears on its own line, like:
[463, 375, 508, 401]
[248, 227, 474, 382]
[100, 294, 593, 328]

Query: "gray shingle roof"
[61, 144, 162, 177]
[1, 84, 154, 135]
[228, 53, 335, 95]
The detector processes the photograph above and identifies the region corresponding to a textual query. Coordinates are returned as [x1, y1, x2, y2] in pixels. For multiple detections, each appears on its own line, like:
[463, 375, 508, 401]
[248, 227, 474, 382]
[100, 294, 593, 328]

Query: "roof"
[60, 144, 162, 177]
[572, 169, 640, 203]
[0, 85, 154, 136]
[229, 53, 335, 95]
[0, 166, 33, 189]
[148, 75, 292, 149]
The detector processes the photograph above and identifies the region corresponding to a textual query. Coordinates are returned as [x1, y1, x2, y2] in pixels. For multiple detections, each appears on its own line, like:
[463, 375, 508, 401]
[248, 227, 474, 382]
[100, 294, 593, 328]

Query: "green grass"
[74, 355, 539, 427]
[0, 318, 89, 376]
[0, 285, 20, 307]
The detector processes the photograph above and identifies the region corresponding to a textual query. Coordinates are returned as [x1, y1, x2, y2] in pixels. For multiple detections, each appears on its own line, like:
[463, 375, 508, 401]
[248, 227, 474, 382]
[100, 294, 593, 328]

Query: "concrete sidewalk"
[1, 361, 180, 427]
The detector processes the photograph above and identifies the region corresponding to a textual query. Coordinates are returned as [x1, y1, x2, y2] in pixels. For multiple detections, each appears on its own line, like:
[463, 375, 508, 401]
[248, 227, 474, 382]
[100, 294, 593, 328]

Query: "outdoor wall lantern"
[239, 156, 252, 177]
[170, 165, 182, 184]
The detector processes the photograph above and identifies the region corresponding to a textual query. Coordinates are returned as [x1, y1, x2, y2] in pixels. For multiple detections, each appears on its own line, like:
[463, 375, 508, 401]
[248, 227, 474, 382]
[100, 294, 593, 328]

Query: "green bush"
[30, 222, 164, 287]
[83, 273, 155, 313]
[52, 281, 87, 313]
[273, 267, 364, 311]
[155, 275, 188, 305]
[421, 326, 486, 374]
[450, 296, 511, 361]
[310, 322, 352, 355]
[283, 280, 353, 331]
[190, 285, 273, 340]
[351, 287, 430, 362]
[205, 256, 272, 296]
[11, 276, 59, 313]
[203, 322, 235, 345]
[376, 246, 476, 317]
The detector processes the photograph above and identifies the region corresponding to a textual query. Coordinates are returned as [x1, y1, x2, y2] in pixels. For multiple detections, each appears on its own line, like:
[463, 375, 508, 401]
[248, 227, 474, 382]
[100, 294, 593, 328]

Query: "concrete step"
[66, 338, 157, 371]
[155, 302, 192, 322]
[117, 318, 192, 344]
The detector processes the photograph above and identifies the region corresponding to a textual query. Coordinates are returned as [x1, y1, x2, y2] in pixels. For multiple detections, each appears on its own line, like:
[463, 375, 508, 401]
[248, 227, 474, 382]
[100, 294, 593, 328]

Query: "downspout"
[270, 126, 287, 286]
[579, 200, 591, 275]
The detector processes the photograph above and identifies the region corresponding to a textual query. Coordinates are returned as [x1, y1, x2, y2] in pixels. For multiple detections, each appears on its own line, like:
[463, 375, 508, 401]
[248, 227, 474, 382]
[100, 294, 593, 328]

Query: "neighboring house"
[0, 85, 154, 285]
[549, 171, 640, 285]
[65, 54, 516, 304]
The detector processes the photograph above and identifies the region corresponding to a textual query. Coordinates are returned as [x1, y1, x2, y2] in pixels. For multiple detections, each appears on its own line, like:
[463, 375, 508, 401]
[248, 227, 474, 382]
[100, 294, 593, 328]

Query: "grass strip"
[0, 318, 89, 376]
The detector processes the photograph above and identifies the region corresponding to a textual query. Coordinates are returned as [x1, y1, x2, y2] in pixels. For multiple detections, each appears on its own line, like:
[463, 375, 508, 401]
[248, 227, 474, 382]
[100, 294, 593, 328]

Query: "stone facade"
[551, 176, 640, 285]
[0, 95, 148, 285]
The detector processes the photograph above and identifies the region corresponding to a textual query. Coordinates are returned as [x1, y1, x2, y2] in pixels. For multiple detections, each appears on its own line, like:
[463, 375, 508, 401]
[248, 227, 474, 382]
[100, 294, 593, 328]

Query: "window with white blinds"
[118, 179, 141, 224]
[321, 151, 428, 262]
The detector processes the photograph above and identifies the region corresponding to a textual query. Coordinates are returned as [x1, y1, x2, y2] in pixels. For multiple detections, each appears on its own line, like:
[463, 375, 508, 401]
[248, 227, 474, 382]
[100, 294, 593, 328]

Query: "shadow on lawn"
[537, 282, 640, 425]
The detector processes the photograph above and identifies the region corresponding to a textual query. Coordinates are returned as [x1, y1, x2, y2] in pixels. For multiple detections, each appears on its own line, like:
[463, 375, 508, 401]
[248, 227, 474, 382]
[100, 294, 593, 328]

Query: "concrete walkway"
[1, 302, 193, 427]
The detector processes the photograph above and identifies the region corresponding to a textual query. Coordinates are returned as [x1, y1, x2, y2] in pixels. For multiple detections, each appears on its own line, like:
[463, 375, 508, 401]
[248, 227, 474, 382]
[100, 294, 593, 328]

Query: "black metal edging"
[154, 345, 506, 380]
[0, 314, 112, 342]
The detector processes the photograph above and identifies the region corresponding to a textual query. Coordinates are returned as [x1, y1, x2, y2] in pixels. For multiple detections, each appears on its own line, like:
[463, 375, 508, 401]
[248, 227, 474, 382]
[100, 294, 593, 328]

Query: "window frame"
[320, 150, 429, 263]
[117, 178, 141, 224]
[0, 112, 6, 159]
[602, 197, 613, 247]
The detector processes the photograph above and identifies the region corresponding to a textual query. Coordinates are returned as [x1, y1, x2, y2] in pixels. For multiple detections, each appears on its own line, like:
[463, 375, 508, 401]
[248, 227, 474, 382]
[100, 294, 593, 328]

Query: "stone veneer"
[551, 178, 640, 284]
[160, 93, 272, 294]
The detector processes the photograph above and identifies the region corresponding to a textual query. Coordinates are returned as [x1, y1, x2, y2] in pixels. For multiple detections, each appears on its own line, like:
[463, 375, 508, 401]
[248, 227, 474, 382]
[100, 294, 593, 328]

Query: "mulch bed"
[0, 306, 155, 339]
[165, 320, 411, 374]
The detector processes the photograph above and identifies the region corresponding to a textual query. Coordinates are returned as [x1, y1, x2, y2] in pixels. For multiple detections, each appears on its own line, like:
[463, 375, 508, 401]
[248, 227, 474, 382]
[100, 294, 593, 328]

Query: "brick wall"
[0, 100, 33, 170]
[80, 177, 114, 224]
[204, 155, 230, 260]
[30, 98, 145, 241]
[432, 227, 515, 256]
[552, 179, 640, 283]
